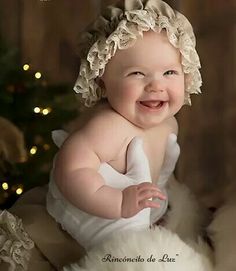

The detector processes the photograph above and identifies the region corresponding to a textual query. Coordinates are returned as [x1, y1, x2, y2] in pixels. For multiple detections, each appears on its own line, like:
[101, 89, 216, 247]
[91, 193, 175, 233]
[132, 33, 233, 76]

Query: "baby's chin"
[107, 104, 166, 130]
[122, 115, 164, 130]
[133, 121, 163, 130]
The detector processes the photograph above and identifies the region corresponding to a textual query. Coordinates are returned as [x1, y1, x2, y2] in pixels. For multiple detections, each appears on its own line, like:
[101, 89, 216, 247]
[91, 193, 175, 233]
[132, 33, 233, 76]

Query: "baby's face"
[101, 30, 185, 129]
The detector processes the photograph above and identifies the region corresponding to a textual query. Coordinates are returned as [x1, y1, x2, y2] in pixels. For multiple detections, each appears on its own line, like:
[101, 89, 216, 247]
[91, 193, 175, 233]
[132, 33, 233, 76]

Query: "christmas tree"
[0, 35, 78, 208]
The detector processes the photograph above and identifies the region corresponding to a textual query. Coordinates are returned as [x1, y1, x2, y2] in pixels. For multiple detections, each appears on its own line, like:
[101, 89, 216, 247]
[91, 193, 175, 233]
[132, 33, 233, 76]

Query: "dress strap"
[51, 130, 69, 148]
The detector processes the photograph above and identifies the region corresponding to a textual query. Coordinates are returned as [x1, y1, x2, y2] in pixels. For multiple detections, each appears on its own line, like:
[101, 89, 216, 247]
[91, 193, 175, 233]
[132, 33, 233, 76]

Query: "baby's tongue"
[140, 101, 162, 108]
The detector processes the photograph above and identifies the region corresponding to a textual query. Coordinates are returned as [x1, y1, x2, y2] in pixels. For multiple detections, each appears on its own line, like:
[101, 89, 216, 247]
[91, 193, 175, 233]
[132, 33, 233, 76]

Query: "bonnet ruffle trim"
[74, 0, 202, 107]
[0, 210, 34, 271]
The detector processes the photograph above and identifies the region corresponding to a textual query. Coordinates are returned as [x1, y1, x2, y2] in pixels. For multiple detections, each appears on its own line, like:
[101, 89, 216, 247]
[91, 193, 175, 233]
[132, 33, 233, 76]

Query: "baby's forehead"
[109, 31, 181, 66]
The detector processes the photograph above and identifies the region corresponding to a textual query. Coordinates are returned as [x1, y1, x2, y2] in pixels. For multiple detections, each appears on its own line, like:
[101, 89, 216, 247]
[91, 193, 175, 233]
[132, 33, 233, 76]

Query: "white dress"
[46, 131, 169, 250]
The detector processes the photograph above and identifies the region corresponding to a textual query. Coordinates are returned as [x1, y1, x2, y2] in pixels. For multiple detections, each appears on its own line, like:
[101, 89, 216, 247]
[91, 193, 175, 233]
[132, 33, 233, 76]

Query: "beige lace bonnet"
[74, 0, 202, 107]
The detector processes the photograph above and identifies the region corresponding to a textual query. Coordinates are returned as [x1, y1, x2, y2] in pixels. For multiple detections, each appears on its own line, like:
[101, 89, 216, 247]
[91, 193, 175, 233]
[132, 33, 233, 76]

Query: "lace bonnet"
[74, 0, 202, 107]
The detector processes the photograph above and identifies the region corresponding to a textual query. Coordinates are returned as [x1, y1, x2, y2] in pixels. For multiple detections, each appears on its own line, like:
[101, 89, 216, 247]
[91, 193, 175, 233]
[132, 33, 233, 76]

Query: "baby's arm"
[53, 112, 162, 219]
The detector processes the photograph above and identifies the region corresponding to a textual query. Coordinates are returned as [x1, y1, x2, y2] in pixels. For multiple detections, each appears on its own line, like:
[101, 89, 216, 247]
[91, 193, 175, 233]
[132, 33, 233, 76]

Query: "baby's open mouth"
[139, 100, 164, 109]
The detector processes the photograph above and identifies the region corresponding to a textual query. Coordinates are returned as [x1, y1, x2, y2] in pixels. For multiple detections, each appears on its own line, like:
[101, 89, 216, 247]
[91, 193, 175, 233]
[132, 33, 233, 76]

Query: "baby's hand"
[120, 137, 166, 218]
[121, 182, 166, 218]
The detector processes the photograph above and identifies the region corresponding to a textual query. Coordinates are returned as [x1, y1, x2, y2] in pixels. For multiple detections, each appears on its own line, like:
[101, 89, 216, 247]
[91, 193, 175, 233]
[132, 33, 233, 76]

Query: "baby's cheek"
[121, 84, 139, 100]
[169, 85, 184, 106]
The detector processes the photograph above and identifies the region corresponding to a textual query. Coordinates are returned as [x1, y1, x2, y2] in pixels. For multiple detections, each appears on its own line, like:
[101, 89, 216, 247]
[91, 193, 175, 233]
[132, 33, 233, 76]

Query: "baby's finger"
[137, 182, 161, 192]
[138, 190, 166, 201]
[139, 199, 160, 210]
[152, 192, 166, 200]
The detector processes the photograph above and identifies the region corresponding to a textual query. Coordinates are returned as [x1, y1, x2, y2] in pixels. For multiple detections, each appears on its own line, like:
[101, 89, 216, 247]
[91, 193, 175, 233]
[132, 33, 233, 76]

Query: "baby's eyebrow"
[167, 65, 182, 70]
[161, 63, 183, 69]
[121, 65, 145, 70]
[121, 60, 183, 70]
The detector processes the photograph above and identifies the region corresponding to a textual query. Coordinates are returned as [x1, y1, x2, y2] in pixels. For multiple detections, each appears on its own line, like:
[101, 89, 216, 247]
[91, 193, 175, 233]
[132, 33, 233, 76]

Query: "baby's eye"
[164, 70, 178, 76]
[128, 71, 145, 77]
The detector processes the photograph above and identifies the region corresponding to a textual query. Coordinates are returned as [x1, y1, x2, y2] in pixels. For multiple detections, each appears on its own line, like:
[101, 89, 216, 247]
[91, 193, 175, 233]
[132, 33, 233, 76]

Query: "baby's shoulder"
[68, 105, 132, 153]
[84, 104, 134, 135]
[57, 106, 133, 164]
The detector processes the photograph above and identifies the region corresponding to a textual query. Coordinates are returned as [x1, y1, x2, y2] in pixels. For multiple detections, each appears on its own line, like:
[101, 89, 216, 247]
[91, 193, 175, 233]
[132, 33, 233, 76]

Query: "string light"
[2, 182, 9, 190]
[35, 72, 42, 79]
[23, 64, 30, 71]
[42, 107, 52, 115]
[43, 144, 50, 150]
[33, 106, 52, 115]
[34, 106, 41, 113]
[30, 146, 38, 155]
[16, 187, 23, 195]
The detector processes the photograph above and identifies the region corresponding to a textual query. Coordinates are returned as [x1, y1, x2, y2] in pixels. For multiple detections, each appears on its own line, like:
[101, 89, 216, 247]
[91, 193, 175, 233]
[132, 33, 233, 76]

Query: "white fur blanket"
[65, 227, 212, 271]
[64, 178, 213, 271]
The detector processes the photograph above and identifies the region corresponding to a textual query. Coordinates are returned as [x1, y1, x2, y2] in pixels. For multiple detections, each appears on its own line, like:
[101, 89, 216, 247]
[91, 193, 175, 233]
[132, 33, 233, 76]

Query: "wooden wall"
[177, 0, 236, 206]
[0, 0, 178, 84]
[0, 0, 102, 83]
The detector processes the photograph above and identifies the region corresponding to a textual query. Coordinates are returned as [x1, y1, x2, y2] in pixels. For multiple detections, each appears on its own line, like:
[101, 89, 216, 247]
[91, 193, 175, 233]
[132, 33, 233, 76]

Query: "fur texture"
[207, 181, 236, 271]
[64, 227, 212, 271]
[63, 177, 213, 271]
[165, 177, 210, 242]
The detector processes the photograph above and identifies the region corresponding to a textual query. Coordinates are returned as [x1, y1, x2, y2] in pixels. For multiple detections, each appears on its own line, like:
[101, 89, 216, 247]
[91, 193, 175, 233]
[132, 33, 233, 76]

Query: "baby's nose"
[145, 79, 165, 93]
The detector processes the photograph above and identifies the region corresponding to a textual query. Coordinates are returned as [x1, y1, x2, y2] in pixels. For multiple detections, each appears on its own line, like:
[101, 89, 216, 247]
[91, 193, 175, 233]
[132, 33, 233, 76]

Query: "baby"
[47, 0, 202, 250]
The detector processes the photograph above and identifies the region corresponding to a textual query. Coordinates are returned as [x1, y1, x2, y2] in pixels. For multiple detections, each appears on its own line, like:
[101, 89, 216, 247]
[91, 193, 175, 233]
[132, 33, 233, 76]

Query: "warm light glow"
[30, 146, 38, 155]
[42, 107, 52, 115]
[16, 188, 23, 195]
[19, 155, 27, 162]
[2, 182, 9, 190]
[23, 64, 30, 71]
[34, 107, 41, 113]
[35, 72, 42, 79]
[43, 144, 50, 150]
